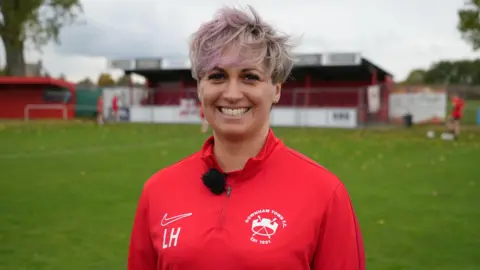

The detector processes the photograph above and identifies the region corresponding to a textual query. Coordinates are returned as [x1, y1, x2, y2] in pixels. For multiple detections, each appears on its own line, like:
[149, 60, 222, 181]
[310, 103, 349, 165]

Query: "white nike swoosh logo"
[160, 213, 192, 227]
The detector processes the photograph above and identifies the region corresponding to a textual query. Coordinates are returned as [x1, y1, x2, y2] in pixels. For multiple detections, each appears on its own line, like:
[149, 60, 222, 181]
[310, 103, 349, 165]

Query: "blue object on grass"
[477, 108, 480, 125]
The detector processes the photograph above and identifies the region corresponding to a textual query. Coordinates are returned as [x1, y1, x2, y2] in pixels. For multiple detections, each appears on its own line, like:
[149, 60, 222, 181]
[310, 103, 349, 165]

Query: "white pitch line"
[0, 141, 170, 159]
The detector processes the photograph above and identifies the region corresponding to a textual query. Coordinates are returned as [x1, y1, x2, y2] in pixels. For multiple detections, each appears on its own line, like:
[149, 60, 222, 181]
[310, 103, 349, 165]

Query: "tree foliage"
[76, 77, 95, 87]
[403, 59, 480, 85]
[457, 0, 480, 50]
[97, 73, 115, 87]
[116, 74, 132, 86]
[0, 0, 83, 76]
[403, 69, 426, 84]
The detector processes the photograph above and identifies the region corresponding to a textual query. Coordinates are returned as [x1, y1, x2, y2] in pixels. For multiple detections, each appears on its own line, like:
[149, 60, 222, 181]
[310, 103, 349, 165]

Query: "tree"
[403, 69, 427, 84]
[403, 59, 480, 85]
[76, 77, 95, 87]
[97, 73, 115, 87]
[116, 74, 131, 86]
[457, 0, 480, 50]
[423, 61, 456, 85]
[424, 60, 479, 85]
[0, 0, 83, 76]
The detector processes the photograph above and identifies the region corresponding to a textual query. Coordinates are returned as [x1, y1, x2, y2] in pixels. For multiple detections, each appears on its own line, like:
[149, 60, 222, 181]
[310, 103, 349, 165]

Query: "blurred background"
[0, 0, 479, 269]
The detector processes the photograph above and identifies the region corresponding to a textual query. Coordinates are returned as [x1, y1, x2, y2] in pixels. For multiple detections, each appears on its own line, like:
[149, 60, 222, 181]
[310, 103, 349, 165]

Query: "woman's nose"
[222, 80, 243, 102]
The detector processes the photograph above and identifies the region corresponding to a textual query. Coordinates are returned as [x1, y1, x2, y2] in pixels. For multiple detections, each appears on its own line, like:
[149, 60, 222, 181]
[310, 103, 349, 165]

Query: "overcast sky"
[8, 0, 480, 82]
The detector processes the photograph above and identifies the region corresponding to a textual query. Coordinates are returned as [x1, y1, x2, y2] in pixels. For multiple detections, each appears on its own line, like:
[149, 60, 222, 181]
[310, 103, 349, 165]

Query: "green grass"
[0, 121, 479, 270]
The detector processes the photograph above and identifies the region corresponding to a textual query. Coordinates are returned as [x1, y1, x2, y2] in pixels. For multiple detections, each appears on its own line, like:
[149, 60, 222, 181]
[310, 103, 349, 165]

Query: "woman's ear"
[273, 83, 281, 104]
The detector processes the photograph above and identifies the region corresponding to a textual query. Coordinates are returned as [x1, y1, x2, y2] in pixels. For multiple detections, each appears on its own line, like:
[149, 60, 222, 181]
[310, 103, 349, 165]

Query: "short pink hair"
[188, 5, 294, 84]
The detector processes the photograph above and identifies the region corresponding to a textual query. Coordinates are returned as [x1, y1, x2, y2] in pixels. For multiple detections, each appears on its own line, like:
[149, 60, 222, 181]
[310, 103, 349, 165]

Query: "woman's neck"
[213, 126, 270, 173]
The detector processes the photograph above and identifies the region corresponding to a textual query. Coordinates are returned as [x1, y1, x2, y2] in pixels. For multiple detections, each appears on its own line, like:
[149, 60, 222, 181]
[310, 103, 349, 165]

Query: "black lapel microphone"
[202, 168, 227, 195]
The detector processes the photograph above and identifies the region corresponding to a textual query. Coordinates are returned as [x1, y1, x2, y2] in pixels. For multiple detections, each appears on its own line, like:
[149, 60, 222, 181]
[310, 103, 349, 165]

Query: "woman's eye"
[208, 73, 225, 80]
[244, 74, 260, 81]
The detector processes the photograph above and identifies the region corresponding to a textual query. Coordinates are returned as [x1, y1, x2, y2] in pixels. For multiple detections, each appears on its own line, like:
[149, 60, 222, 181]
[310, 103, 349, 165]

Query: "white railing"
[24, 104, 68, 121]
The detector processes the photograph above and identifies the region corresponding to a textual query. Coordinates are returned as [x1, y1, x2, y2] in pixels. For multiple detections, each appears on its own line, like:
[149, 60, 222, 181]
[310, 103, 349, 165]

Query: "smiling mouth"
[217, 107, 251, 117]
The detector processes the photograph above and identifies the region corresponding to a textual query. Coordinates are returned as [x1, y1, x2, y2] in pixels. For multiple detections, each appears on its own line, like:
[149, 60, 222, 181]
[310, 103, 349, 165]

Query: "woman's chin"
[213, 123, 252, 139]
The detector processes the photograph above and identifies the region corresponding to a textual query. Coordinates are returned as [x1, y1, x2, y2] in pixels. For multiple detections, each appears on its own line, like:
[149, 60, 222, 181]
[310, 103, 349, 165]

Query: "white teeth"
[220, 107, 249, 116]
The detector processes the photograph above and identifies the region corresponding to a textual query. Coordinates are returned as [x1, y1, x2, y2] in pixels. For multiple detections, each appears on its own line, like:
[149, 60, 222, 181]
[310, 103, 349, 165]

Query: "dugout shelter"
[110, 52, 393, 127]
[0, 77, 76, 120]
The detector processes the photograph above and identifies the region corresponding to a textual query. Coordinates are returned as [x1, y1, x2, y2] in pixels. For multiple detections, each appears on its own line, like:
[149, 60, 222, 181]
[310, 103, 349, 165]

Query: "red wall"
[278, 81, 370, 107]
[154, 83, 185, 105]
[382, 75, 393, 122]
[0, 87, 75, 119]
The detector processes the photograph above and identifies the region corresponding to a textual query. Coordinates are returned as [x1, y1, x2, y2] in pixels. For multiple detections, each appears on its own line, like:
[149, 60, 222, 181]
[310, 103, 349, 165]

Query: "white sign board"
[179, 98, 198, 116]
[326, 109, 357, 127]
[322, 53, 361, 66]
[389, 91, 447, 123]
[135, 58, 162, 69]
[293, 54, 322, 66]
[109, 59, 133, 70]
[161, 58, 191, 69]
[367, 85, 381, 113]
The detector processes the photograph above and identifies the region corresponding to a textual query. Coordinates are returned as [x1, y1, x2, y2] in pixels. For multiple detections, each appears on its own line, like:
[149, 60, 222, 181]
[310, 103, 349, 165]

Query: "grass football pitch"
[0, 121, 479, 270]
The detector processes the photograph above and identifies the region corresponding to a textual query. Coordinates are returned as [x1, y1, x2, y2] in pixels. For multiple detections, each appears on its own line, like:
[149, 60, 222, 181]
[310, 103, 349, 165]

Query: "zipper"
[219, 185, 232, 226]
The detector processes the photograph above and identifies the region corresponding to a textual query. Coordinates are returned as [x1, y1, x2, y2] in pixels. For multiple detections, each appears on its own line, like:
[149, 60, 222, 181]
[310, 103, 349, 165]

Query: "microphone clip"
[202, 168, 227, 195]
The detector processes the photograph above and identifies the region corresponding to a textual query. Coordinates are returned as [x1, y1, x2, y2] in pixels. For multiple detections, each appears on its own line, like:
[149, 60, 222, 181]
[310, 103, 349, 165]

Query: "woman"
[128, 5, 365, 270]
[96, 95, 104, 125]
[447, 94, 465, 138]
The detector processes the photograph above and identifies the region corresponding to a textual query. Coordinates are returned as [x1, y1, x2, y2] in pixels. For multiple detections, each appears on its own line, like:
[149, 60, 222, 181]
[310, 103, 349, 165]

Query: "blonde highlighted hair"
[188, 5, 295, 84]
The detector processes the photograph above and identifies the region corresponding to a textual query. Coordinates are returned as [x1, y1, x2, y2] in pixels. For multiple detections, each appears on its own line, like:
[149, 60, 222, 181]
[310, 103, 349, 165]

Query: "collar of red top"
[200, 128, 281, 179]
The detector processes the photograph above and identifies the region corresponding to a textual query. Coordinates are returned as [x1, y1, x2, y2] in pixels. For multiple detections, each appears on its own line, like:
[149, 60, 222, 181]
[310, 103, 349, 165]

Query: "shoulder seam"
[284, 147, 332, 173]
[144, 151, 199, 188]
[169, 151, 198, 167]
[325, 182, 343, 206]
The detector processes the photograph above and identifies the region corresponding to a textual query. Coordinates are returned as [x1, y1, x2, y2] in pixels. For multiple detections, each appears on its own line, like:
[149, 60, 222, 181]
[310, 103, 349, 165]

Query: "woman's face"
[198, 52, 281, 139]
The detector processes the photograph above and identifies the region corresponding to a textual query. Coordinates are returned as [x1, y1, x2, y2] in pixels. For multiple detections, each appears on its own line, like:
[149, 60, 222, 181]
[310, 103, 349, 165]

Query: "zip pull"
[226, 186, 232, 197]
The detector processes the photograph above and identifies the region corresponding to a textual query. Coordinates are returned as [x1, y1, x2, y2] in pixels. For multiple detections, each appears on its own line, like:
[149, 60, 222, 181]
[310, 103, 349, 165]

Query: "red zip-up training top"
[128, 129, 365, 270]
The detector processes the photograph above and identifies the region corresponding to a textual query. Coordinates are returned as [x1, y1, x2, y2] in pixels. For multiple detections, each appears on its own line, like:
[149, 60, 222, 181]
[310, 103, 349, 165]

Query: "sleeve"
[312, 183, 365, 270]
[128, 184, 158, 270]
